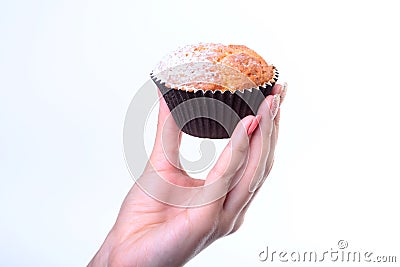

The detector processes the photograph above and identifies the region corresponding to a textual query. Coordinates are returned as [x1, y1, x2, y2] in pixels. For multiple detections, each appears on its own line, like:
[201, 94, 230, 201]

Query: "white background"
[1, 0, 399, 266]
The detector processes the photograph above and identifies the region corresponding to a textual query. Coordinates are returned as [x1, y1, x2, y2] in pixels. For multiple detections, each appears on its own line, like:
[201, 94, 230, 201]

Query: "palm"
[111, 169, 212, 266]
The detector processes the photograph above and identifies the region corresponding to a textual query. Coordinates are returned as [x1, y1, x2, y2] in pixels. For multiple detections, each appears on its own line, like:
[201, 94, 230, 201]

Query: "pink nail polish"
[247, 116, 260, 135]
[255, 114, 262, 123]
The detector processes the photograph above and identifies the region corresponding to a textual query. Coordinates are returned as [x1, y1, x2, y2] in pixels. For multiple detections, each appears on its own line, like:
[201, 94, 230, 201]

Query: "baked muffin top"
[153, 43, 276, 92]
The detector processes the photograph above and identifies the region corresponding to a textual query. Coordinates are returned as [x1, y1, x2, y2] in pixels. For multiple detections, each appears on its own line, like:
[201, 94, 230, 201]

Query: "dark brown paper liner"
[151, 69, 278, 139]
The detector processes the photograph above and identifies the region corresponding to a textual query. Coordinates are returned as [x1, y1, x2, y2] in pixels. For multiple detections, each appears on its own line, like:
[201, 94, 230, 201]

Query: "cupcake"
[151, 43, 278, 139]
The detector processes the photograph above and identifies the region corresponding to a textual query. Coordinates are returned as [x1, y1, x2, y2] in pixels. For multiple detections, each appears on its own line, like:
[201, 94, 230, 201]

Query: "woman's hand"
[89, 83, 287, 267]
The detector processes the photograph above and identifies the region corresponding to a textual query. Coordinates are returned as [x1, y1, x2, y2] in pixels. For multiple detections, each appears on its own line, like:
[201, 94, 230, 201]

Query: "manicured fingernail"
[270, 94, 281, 120]
[280, 82, 288, 105]
[247, 115, 261, 135]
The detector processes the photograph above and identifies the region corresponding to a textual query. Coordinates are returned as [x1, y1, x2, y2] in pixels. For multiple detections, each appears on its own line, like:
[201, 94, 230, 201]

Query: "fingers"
[271, 83, 287, 104]
[148, 90, 182, 170]
[198, 115, 260, 214]
[248, 94, 279, 192]
[205, 115, 260, 185]
[258, 83, 287, 185]
[280, 82, 288, 105]
[227, 132, 276, 235]
[254, 123, 278, 192]
[221, 83, 287, 232]
[221, 94, 277, 215]
[273, 82, 287, 138]
[254, 83, 283, 187]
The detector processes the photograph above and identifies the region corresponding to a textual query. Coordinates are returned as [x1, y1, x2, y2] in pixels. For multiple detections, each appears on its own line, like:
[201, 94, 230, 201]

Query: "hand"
[88, 83, 287, 267]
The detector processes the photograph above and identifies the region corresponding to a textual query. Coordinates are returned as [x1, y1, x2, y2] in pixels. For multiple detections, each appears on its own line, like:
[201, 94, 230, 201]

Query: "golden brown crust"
[155, 43, 275, 92]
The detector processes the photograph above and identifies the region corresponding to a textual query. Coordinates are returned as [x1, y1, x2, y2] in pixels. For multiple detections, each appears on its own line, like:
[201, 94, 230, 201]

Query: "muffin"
[151, 43, 278, 139]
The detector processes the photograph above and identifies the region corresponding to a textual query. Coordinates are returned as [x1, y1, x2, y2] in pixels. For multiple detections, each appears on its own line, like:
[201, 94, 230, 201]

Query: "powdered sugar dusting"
[152, 43, 275, 92]
[153, 43, 225, 74]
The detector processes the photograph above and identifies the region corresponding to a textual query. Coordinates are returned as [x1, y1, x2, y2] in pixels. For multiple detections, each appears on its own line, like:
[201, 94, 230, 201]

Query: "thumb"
[149, 90, 182, 170]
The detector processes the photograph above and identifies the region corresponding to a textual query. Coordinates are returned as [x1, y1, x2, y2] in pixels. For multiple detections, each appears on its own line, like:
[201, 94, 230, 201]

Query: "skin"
[88, 83, 286, 267]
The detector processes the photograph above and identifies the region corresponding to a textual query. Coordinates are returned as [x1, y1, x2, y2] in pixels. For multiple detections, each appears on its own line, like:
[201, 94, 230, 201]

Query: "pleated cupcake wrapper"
[151, 68, 278, 139]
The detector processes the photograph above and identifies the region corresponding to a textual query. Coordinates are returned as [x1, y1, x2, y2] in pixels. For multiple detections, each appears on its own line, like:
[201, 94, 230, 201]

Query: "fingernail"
[270, 94, 281, 120]
[255, 114, 262, 123]
[247, 115, 261, 135]
[280, 82, 288, 105]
